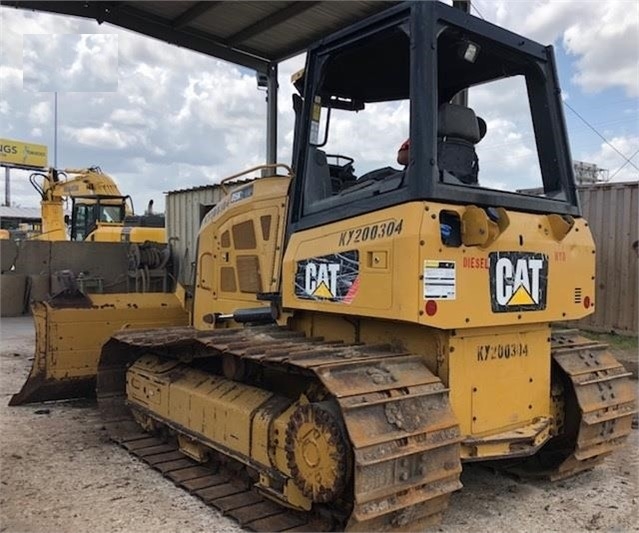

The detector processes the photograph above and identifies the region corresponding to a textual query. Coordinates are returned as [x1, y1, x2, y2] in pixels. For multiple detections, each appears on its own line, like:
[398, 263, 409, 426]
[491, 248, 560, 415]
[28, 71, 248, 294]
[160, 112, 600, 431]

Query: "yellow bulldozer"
[12, 2, 636, 531]
[29, 165, 166, 243]
[7, 166, 186, 404]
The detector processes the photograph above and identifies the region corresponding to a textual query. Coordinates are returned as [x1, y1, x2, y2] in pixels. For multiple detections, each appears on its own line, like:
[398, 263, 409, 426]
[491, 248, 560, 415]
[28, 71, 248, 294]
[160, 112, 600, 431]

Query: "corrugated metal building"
[577, 181, 638, 335]
[165, 182, 251, 287]
[0, 206, 41, 229]
[166, 184, 225, 287]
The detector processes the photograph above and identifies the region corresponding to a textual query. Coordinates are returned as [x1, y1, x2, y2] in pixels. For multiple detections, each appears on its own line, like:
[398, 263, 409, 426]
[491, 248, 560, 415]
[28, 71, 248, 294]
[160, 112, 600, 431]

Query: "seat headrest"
[438, 103, 482, 143]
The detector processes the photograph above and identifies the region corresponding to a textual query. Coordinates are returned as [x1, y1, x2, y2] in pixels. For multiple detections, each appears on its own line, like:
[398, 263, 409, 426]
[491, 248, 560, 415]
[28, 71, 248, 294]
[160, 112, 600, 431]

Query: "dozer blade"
[9, 292, 188, 405]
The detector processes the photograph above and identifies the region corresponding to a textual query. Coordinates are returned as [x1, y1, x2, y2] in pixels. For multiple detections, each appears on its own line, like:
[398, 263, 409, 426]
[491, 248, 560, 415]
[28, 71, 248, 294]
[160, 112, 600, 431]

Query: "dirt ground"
[0, 316, 637, 533]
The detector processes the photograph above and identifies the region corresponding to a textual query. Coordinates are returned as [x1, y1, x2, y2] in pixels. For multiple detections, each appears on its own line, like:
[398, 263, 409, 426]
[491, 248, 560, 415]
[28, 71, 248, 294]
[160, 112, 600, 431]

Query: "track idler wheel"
[285, 402, 350, 503]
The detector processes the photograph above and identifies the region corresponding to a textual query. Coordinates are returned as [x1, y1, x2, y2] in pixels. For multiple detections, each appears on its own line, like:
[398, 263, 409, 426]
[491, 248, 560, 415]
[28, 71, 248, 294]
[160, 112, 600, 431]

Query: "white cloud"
[64, 123, 137, 150]
[28, 101, 51, 124]
[175, 69, 261, 127]
[477, 0, 639, 97]
[0, 65, 22, 90]
[68, 34, 118, 84]
[23, 33, 118, 92]
[579, 135, 639, 182]
[563, 3, 639, 96]
[109, 108, 148, 127]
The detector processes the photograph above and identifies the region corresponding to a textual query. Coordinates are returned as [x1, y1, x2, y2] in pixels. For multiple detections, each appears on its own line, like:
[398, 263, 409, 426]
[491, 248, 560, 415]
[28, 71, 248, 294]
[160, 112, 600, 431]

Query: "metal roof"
[0, 206, 42, 219]
[164, 178, 254, 196]
[1, 1, 398, 73]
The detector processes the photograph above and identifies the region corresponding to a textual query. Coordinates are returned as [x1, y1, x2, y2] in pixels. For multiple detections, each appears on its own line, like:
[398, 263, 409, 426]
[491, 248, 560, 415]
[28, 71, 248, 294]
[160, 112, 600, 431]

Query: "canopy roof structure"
[1, 1, 398, 73]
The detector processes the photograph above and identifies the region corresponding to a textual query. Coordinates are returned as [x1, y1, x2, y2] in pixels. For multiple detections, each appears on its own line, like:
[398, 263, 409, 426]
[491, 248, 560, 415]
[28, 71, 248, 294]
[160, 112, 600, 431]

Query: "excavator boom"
[30, 166, 165, 242]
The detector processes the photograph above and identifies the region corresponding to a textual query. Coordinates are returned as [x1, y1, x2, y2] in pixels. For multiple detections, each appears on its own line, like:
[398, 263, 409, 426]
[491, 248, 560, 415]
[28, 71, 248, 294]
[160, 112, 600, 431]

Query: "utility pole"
[54, 91, 58, 168]
[4, 167, 9, 206]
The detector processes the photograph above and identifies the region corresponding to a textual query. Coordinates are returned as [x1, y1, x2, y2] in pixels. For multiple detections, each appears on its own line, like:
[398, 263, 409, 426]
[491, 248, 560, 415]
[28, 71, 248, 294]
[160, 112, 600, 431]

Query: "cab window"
[302, 23, 411, 217]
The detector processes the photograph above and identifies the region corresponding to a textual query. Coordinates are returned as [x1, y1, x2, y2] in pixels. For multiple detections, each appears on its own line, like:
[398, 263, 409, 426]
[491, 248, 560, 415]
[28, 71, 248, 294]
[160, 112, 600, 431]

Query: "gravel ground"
[1, 316, 637, 533]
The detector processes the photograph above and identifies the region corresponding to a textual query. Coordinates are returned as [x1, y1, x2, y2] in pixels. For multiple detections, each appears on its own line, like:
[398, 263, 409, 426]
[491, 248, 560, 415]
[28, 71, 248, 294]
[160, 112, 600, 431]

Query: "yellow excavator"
[88, 3, 636, 532]
[29, 166, 166, 242]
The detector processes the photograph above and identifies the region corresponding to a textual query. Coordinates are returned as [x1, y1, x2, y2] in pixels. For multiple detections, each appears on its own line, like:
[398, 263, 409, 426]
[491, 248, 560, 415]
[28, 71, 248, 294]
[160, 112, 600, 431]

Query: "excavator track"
[96, 325, 462, 532]
[508, 329, 637, 480]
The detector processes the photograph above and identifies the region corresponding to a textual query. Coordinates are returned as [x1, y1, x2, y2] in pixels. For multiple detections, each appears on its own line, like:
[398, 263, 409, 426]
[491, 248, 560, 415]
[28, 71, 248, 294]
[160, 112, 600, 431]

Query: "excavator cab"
[69, 194, 128, 241]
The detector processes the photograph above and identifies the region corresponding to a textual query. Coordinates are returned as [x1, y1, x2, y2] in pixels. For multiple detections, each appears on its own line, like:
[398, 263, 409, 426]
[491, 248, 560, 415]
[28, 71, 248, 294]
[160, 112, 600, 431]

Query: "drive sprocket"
[285, 402, 349, 503]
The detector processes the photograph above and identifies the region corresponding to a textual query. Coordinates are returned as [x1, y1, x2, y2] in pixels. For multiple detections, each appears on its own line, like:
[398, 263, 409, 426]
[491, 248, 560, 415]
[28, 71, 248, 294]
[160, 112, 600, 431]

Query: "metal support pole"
[451, 0, 470, 108]
[4, 166, 9, 206]
[265, 63, 278, 166]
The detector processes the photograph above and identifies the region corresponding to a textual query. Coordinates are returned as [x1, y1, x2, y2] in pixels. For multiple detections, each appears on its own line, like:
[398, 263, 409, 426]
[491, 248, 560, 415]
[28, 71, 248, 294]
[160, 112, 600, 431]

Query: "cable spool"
[127, 242, 171, 292]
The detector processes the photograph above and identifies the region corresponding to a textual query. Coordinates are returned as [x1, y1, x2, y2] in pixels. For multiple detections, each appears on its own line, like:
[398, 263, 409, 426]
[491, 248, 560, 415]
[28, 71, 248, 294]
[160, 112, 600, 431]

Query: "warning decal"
[489, 251, 548, 312]
[423, 260, 456, 300]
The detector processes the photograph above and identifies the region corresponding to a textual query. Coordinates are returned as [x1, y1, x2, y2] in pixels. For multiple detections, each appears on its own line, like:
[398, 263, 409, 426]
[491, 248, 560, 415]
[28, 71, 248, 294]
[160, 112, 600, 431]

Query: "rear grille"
[573, 288, 582, 304]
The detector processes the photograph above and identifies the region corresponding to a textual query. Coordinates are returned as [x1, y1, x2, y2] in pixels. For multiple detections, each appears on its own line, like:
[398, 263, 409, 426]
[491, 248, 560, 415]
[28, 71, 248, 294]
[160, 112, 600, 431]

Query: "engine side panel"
[193, 177, 290, 329]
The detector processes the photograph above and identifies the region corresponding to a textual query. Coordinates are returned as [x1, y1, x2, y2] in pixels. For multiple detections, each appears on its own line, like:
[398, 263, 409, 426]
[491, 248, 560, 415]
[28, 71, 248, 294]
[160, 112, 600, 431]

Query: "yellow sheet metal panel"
[251, 399, 276, 467]
[192, 177, 290, 327]
[126, 356, 177, 414]
[282, 205, 413, 315]
[87, 225, 166, 243]
[0, 138, 48, 168]
[174, 370, 272, 458]
[447, 324, 551, 438]
[282, 201, 596, 330]
[38, 201, 66, 240]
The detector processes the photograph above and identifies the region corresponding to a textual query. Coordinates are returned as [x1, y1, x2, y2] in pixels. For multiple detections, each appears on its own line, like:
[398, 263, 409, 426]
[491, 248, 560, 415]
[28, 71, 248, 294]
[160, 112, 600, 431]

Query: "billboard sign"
[0, 138, 48, 169]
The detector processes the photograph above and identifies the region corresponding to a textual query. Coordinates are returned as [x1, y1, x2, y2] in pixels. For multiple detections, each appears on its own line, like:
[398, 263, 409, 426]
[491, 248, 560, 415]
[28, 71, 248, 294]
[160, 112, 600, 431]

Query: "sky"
[0, 0, 637, 212]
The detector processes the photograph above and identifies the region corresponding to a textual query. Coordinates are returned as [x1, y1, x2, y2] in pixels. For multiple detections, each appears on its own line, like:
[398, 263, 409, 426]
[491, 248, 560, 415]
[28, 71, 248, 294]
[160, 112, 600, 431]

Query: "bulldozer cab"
[289, 1, 579, 235]
[70, 194, 128, 241]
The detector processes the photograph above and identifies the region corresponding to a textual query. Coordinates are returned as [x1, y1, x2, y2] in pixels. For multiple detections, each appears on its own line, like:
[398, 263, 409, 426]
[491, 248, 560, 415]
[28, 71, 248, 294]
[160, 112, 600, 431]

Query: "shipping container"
[577, 181, 638, 335]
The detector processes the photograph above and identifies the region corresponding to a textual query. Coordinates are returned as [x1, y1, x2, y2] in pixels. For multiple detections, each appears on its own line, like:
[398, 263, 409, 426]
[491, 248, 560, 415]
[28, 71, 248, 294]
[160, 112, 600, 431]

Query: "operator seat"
[303, 148, 332, 207]
[437, 103, 486, 185]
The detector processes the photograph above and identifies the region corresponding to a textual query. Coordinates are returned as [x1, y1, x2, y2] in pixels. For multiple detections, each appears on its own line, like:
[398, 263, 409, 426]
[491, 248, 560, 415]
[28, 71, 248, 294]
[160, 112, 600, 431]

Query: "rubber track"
[96, 325, 462, 532]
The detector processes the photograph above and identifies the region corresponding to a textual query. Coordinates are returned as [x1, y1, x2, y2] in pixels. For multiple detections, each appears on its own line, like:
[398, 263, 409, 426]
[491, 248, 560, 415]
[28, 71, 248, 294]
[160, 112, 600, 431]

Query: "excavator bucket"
[9, 291, 188, 405]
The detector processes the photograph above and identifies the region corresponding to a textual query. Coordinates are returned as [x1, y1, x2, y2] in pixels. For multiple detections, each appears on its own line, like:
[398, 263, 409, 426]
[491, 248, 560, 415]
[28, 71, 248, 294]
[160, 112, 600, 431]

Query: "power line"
[471, 3, 486, 19]
[563, 101, 639, 172]
[608, 148, 639, 180]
